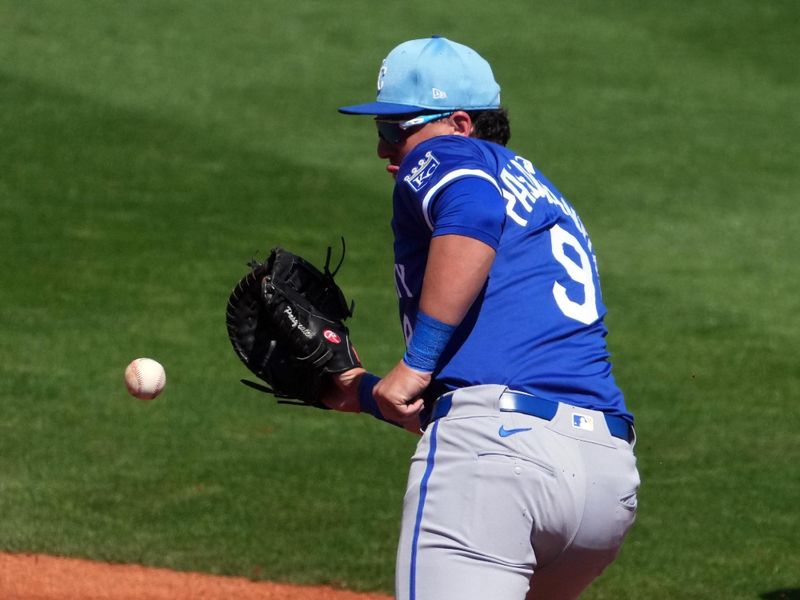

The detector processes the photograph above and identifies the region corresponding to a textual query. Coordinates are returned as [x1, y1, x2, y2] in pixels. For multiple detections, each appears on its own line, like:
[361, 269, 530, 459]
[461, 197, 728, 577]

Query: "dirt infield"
[0, 553, 393, 600]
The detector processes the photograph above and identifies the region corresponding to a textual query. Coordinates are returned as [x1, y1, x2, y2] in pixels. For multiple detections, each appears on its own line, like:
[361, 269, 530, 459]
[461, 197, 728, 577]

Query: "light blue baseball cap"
[338, 36, 501, 116]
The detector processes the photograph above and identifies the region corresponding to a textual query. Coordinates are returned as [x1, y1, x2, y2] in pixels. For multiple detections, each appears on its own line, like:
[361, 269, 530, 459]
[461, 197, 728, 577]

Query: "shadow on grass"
[761, 590, 800, 600]
[0, 68, 377, 262]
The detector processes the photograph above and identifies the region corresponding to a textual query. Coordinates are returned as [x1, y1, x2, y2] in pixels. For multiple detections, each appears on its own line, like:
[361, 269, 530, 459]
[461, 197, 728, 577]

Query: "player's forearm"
[418, 234, 496, 326]
[401, 234, 495, 373]
[358, 371, 423, 434]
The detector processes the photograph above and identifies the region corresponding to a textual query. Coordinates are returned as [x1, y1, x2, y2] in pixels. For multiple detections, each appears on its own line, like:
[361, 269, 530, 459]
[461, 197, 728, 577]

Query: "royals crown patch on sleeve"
[404, 151, 440, 192]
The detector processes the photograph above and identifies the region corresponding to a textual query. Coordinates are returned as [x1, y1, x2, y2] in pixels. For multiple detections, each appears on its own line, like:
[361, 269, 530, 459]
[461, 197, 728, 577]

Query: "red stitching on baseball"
[134, 363, 144, 395]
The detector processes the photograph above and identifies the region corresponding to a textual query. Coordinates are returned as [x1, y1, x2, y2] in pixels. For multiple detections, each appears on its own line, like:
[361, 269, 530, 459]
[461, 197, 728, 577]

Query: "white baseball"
[124, 358, 166, 400]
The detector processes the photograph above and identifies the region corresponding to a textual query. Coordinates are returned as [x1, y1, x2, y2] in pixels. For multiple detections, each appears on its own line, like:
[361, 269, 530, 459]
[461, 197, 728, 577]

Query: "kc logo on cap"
[376, 60, 388, 92]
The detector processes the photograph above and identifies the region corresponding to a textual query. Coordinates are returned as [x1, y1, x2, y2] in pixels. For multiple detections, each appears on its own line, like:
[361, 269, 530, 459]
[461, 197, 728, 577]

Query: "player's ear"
[450, 111, 474, 137]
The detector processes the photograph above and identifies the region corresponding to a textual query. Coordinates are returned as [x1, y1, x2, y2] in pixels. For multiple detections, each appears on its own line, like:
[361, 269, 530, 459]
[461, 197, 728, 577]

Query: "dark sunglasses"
[375, 111, 454, 144]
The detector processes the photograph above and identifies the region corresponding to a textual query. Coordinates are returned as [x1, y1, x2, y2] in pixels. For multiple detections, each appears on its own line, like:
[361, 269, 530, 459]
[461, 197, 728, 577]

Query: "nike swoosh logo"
[498, 425, 532, 438]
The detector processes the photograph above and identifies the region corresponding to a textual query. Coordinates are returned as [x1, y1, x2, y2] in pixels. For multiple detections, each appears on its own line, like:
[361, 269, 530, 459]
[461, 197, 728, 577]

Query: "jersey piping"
[420, 168, 501, 231]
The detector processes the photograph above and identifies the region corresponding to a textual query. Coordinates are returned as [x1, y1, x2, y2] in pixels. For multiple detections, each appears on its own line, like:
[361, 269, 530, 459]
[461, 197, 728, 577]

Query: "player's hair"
[469, 108, 511, 146]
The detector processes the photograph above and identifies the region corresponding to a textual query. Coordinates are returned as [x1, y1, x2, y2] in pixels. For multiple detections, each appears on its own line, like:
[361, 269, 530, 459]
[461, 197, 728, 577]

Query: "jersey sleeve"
[396, 137, 506, 249]
[429, 177, 506, 249]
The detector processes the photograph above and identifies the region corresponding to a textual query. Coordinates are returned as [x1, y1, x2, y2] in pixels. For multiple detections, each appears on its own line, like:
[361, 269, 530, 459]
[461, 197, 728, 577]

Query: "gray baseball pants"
[395, 385, 639, 600]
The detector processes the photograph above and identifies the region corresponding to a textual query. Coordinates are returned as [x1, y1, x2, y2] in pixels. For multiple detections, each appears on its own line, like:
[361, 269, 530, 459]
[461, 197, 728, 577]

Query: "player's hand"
[321, 367, 366, 412]
[372, 361, 429, 424]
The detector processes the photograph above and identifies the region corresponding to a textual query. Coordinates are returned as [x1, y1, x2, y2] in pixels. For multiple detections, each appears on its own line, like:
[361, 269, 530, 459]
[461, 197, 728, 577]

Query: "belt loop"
[420, 391, 454, 432]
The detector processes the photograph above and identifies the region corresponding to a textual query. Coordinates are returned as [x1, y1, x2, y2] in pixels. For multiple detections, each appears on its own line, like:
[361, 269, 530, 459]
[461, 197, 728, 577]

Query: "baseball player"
[327, 36, 640, 599]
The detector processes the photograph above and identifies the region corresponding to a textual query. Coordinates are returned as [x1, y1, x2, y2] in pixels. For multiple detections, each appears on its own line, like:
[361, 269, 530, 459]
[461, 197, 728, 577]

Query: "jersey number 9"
[549, 224, 600, 325]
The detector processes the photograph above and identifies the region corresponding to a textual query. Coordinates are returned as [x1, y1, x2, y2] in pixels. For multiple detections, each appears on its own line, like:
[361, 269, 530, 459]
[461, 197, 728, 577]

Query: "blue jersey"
[392, 135, 631, 422]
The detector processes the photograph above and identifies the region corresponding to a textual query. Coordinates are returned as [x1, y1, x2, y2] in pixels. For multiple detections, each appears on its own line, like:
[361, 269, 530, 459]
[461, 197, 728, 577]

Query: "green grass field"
[1, 1, 798, 598]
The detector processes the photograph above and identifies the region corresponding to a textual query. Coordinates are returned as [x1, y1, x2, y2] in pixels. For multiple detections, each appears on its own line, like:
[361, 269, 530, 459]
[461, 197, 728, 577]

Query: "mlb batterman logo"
[404, 151, 440, 192]
[572, 413, 594, 432]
